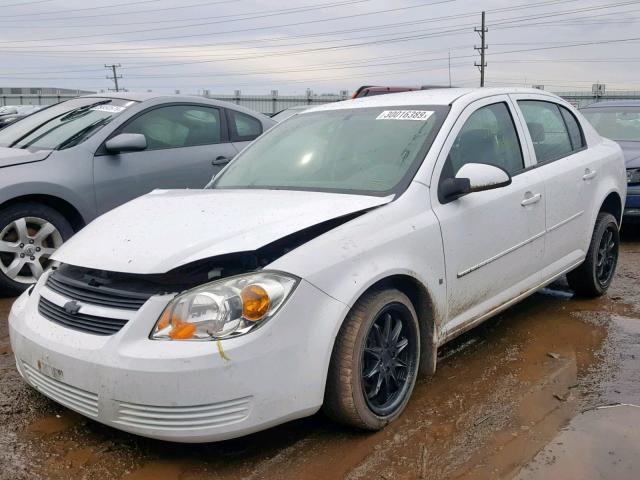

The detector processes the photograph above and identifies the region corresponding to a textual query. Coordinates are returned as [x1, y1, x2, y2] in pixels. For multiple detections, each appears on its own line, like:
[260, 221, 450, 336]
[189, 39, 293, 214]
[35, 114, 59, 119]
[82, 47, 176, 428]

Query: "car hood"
[617, 141, 640, 168]
[0, 146, 52, 168]
[53, 189, 393, 274]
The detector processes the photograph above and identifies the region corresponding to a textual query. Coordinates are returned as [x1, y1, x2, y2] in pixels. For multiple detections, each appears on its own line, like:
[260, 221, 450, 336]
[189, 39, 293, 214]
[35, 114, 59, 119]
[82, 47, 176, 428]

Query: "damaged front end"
[40, 208, 372, 338]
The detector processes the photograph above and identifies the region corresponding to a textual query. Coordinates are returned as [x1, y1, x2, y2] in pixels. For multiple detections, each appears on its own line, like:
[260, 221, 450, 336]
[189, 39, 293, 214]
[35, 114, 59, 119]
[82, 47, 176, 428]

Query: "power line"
[1, 0, 181, 18]
[7, 35, 640, 82]
[2, 0, 640, 86]
[1, 0, 634, 54]
[0, 0, 373, 29]
[0, 0, 453, 45]
[0, 0, 239, 23]
[2, 0, 627, 58]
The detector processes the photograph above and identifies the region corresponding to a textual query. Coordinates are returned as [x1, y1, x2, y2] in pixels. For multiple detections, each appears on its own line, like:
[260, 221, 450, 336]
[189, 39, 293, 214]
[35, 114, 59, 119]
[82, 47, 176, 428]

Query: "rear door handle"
[583, 168, 597, 181]
[212, 155, 233, 166]
[521, 192, 542, 206]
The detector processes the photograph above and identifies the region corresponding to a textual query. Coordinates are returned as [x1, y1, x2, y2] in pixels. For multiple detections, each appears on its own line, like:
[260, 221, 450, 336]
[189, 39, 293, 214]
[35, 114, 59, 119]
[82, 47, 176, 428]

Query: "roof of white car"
[305, 87, 562, 112]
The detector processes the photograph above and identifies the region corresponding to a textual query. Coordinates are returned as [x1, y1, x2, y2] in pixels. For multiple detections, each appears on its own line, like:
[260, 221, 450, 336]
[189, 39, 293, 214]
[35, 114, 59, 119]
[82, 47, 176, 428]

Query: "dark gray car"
[0, 93, 274, 294]
[581, 101, 640, 225]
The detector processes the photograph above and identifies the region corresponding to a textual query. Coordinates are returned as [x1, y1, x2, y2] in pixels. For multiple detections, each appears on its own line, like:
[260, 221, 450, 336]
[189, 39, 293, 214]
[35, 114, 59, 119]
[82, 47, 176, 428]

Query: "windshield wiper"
[9, 99, 113, 149]
[56, 117, 111, 150]
[58, 99, 111, 122]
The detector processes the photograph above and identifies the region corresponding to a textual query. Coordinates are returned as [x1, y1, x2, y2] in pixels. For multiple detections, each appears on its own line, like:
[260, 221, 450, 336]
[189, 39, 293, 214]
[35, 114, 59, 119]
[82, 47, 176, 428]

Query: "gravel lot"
[1, 226, 639, 480]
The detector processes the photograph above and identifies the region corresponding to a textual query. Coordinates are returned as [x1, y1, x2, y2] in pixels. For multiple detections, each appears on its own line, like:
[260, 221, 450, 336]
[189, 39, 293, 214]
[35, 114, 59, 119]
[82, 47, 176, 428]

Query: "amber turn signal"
[169, 321, 196, 340]
[157, 308, 172, 330]
[241, 284, 270, 321]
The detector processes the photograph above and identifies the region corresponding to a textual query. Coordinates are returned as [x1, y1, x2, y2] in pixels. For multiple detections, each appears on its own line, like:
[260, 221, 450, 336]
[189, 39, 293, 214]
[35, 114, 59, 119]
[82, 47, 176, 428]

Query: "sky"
[0, 0, 639, 95]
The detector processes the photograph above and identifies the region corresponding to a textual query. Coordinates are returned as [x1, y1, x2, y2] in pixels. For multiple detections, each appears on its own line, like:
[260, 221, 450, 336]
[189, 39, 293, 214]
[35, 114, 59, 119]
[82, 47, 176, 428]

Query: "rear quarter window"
[228, 110, 263, 142]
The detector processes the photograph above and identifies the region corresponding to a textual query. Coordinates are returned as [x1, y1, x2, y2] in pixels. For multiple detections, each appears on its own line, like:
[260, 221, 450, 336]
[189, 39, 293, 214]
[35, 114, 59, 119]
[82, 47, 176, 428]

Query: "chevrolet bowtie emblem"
[63, 301, 81, 315]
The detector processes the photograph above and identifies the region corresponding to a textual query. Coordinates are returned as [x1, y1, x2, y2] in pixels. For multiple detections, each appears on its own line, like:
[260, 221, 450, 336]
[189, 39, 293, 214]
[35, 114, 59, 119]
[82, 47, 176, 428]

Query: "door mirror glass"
[442, 163, 511, 199]
[105, 133, 147, 153]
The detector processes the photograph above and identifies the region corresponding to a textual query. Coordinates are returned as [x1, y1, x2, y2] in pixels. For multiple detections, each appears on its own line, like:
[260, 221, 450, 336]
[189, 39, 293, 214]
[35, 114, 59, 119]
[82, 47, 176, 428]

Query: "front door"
[430, 97, 546, 338]
[94, 104, 237, 215]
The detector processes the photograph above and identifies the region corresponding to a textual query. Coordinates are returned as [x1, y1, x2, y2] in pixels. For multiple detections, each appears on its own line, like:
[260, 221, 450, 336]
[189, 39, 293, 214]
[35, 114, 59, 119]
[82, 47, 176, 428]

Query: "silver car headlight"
[628, 168, 640, 185]
[150, 272, 298, 341]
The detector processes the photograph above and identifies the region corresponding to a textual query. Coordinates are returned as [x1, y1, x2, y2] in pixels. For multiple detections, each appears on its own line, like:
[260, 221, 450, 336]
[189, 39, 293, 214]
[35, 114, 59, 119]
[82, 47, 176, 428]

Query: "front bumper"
[9, 274, 348, 443]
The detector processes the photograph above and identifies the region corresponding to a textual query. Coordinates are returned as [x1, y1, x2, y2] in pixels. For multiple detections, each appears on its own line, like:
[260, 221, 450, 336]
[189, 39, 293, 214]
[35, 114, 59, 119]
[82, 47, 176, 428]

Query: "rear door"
[513, 97, 597, 271]
[430, 96, 546, 337]
[94, 103, 238, 214]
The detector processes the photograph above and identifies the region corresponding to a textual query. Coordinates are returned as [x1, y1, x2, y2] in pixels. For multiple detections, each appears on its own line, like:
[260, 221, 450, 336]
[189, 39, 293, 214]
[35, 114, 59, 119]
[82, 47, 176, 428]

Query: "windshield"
[0, 97, 136, 151]
[582, 106, 640, 142]
[211, 106, 448, 195]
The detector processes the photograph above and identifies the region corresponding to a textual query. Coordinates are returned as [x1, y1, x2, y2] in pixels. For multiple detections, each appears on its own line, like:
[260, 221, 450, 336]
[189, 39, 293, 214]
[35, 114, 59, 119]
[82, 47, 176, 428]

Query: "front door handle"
[521, 192, 542, 206]
[583, 168, 597, 181]
[212, 155, 233, 166]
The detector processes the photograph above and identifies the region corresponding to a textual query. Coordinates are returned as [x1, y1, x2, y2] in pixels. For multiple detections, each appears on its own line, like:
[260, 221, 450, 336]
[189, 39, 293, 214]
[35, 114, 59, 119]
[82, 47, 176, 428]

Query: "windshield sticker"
[376, 110, 433, 121]
[90, 105, 126, 113]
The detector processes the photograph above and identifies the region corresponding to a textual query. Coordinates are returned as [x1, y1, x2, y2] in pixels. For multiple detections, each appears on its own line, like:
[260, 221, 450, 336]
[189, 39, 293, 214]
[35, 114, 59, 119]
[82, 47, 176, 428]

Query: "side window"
[445, 102, 524, 178]
[518, 101, 573, 163]
[120, 105, 222, 150]
[228, 110, 263, 142]
[559, 106, 585, 150]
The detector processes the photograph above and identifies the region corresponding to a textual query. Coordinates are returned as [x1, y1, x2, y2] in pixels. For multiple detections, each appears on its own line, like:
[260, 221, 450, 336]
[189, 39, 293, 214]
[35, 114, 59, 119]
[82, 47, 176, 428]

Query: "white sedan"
[9, 88, 626, 442]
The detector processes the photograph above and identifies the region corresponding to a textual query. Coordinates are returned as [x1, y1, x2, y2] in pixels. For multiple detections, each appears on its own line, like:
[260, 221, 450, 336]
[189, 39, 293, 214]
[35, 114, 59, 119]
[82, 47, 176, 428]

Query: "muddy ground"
[1, 227, 639, 480]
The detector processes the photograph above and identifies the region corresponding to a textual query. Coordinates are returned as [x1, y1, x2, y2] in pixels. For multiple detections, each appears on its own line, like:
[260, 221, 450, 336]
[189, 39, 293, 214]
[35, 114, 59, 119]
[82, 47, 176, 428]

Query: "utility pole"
[448, 50, 452, 87]
[105, 64, 122, 92]
[474, 11, 488, 87]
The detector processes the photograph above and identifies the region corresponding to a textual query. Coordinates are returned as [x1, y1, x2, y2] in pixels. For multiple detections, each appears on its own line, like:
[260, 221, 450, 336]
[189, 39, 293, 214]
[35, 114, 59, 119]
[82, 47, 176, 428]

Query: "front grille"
[46, 271, 151, 311]
[115, 396, 252, 431]
[22, 362, 99, 417]
[38, 297, 128, 335]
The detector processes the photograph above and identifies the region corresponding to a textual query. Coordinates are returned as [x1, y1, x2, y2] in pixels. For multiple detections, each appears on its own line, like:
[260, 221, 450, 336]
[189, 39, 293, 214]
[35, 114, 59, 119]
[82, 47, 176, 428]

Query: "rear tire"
[0, 203, 73, 296]
[567, 212, 619, 297]
[323, 289, 420, 430]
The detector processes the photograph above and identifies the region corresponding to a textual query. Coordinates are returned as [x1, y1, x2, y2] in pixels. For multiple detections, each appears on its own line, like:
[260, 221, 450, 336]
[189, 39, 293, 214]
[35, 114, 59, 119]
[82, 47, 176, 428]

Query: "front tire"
[0, 203, 73, 296]
[323, 289, 420, 430]
[567, 212, 619, 297]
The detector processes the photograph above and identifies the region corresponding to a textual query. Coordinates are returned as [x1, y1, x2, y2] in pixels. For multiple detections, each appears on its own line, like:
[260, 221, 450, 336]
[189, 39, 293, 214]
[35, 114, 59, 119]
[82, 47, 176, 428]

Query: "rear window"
[581, 106, 640, 142]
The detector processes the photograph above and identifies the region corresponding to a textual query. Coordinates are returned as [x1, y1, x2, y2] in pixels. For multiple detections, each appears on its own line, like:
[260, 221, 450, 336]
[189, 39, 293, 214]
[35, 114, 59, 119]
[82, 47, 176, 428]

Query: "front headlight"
[628, 168, 640, 185]
[150, 272, 298, 341]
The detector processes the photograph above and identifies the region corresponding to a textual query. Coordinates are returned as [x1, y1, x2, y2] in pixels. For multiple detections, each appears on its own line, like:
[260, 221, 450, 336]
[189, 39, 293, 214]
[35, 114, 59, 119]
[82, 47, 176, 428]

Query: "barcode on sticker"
[376, 110, 433, 121]
[90, 105, 125, 113]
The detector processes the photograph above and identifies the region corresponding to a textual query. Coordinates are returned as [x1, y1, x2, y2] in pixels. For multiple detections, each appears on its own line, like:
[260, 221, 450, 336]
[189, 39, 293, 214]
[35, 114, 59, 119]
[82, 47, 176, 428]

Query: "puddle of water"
[517, 405, 640, 480]
[26, 411, 83, 435]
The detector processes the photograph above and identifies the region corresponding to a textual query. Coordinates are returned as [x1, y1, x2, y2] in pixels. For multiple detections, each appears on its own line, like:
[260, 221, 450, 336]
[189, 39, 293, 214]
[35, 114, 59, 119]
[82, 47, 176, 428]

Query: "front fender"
[269, 182, 447, 335]
[0, 180, 93, 222]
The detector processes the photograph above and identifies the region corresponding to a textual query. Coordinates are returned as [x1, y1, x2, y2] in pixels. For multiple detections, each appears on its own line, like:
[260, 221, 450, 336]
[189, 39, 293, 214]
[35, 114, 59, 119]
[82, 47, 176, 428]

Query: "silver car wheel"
[0, 216, 63, 284]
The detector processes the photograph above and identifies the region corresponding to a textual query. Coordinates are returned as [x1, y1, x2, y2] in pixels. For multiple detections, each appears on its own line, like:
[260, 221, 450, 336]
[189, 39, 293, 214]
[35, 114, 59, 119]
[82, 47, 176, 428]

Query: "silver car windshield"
[582, 107, 640, 142]
[211, 106, 448, 196]
[0, 97, 137, 151]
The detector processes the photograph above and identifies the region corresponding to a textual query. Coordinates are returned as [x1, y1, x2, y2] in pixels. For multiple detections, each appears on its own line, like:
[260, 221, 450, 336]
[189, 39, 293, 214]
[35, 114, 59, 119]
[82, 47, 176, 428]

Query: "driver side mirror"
[105, 133, 147, 153]
[441, 163, 512, 200]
